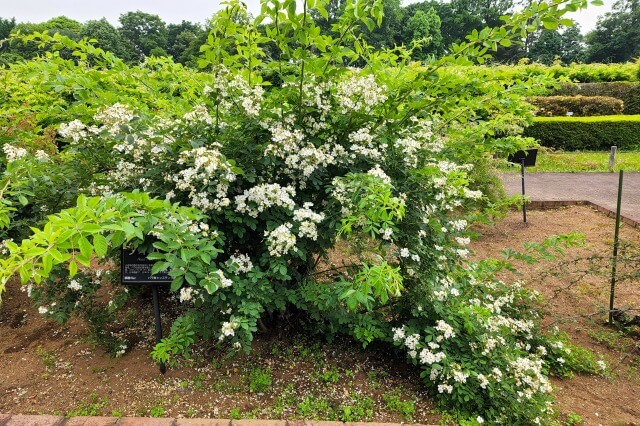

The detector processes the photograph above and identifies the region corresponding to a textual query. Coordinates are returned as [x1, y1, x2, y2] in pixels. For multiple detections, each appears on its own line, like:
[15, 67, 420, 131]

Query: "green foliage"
[249, 367, 273, 392]
[149, 406, 166, 418]
[0, 32, 207, 148]
[482, 62, 638, 83]
[0, 0, 608, 423]
[118, 11, 169, 60]
[229, 408, 243, 420]
[36, 346, 56, 371]
[564, 412, 584, 425]
[553, 82, 640, 115]
[530, 95, 624, 117]
[544, 330, 608, 378]
[528, 26, 586, 65]
[403, 7, 443, 59]
[585, 0, 640, 63]
[525, 115, 640, 150]
[79, 18, 134, 61]
[67, 393, 108, 417]
[319, 367, 340, 383]
[383, 391, 416, 420]
[340, 395, 374, 421]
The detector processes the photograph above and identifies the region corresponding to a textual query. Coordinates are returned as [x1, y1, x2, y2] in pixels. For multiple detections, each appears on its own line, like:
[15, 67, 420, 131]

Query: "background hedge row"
[530, 95, 624, 117]
[486, 61, 640, 83]
[524, 115, 640, 151]
[552, 82, 640, 115]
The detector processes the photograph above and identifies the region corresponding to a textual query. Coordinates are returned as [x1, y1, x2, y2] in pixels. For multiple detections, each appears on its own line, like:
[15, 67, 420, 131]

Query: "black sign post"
[507, 149, 538, 223]
[121, 248, 172, 374]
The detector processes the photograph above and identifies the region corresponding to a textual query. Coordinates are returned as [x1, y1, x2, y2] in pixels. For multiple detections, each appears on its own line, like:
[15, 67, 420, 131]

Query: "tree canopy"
[0, 0, 637, 66]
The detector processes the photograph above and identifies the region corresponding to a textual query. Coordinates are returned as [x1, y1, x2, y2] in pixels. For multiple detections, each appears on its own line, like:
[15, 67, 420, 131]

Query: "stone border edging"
[0, 415, 434, 426]
[526, 200, 640, 228]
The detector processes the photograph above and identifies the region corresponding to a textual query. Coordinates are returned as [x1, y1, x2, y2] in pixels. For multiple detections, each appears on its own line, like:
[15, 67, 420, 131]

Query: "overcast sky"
[0, 0, 614, 34]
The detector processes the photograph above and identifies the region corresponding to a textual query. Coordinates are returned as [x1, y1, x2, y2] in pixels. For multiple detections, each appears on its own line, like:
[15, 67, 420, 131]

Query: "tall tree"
[80, 18, 135, 61]
[528, 30, 563, 64]
[118, 11, 169, 60]
[42, 16, 83, 39]
[585, 0, 640, 62]
[0, 17, 16, 40]
[0, 17, 18, 65]
[167, 21, 204, 64]
[436, 0, 514, 49]
[559, 25, 586, 63]
[361, 0, 405, 49]
[402, 7, 443, 59]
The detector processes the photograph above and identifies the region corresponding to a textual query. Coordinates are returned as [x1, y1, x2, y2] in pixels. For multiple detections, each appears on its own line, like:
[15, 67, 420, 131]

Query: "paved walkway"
[502, 172, 640, 227]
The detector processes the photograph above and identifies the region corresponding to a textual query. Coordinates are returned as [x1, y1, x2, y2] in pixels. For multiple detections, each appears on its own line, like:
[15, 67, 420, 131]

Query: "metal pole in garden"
[521, 159, 527, 223]
[152, 285, 167, 374]
[609, 170, 623, 324]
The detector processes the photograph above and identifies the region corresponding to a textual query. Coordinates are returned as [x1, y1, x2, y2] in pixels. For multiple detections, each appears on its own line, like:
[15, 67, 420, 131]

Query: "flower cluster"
[293, 203, 324, 240]
[228, 253, 254, 274]
[174, 146, 237, 211]
[219, 321, 238, 341]
[336, 74, 387, 114]
[93, 103, 134, 135]
[265, 223, 297, 257]
[183, 104, 213, 125]
[2, 144, 28, 162]
[58, 119, 87, 144]
[235, 183, 296, 218]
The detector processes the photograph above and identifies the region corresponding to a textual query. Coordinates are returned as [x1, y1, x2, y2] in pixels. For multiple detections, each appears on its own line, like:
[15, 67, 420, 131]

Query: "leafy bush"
[529, 95, 624, 117]
[0, 0, 604, 423]
[525, 115, 640, 151]
[517, 62, 638, 83]
[553, 82, 640, 115]
[455, 62, 639, 85]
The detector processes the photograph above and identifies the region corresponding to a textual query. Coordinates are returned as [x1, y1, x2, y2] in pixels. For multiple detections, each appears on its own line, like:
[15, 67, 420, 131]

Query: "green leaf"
[93, 234, 108, 257]
[110, 231, 126, 248]
[541, 18, 559, 30]
[42, 253, 53, 275]
[69, 260, 78, 277]
[170, 276, 184, 292]
[151, 262, 169, 275]
[78, 236, 92, 259]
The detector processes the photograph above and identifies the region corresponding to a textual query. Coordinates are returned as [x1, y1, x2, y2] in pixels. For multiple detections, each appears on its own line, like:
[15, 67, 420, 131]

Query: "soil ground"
[473, 205, 640, 426]
[1, 205, 639, 425]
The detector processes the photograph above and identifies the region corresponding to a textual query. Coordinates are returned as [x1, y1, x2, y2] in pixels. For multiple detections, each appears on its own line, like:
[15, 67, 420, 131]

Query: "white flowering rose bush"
[0, 0, 603, 423]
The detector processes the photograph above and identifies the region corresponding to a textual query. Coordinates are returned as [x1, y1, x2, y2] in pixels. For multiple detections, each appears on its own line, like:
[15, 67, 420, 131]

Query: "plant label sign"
[508, 148, 538, 167]
[121, 248, 172, 284]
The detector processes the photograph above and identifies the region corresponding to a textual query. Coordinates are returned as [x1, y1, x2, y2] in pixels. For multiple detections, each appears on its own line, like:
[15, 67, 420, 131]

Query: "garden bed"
[0, 205, 639, 424]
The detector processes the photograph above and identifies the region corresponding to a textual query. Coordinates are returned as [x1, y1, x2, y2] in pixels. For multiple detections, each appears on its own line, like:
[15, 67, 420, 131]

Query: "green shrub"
[555, 62, 638, 83]
[525, 115, 640, 150]
[0, 1, 603, 424]
[553, 82, 640, 115]
[530, 95, 624, 117]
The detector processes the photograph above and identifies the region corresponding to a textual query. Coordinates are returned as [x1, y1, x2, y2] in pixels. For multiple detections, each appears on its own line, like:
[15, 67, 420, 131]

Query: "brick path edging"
[0, 415, 434, 426]
[526, 200, 640, 228]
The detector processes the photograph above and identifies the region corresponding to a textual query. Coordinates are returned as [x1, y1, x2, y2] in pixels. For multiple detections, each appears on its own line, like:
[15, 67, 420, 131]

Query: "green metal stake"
[609, 170, 623, 324]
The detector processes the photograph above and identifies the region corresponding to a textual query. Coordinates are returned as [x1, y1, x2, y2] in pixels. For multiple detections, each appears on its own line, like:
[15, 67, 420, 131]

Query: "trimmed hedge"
[524, 115, 640, 151]
[553, 82, 640, 115]
[489, 62, 639, 83]
[530, 95, 624, 116]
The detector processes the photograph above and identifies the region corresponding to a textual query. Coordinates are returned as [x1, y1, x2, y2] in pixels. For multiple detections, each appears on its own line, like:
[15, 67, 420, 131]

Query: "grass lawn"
[501, 149, 640, 172]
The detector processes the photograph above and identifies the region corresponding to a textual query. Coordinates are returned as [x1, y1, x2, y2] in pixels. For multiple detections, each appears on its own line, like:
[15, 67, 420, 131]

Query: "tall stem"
[297, 0, 308, 122]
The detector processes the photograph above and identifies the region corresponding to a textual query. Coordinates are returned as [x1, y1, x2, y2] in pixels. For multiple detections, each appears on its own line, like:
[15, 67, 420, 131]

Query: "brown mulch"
[0, 205, 639, 424]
